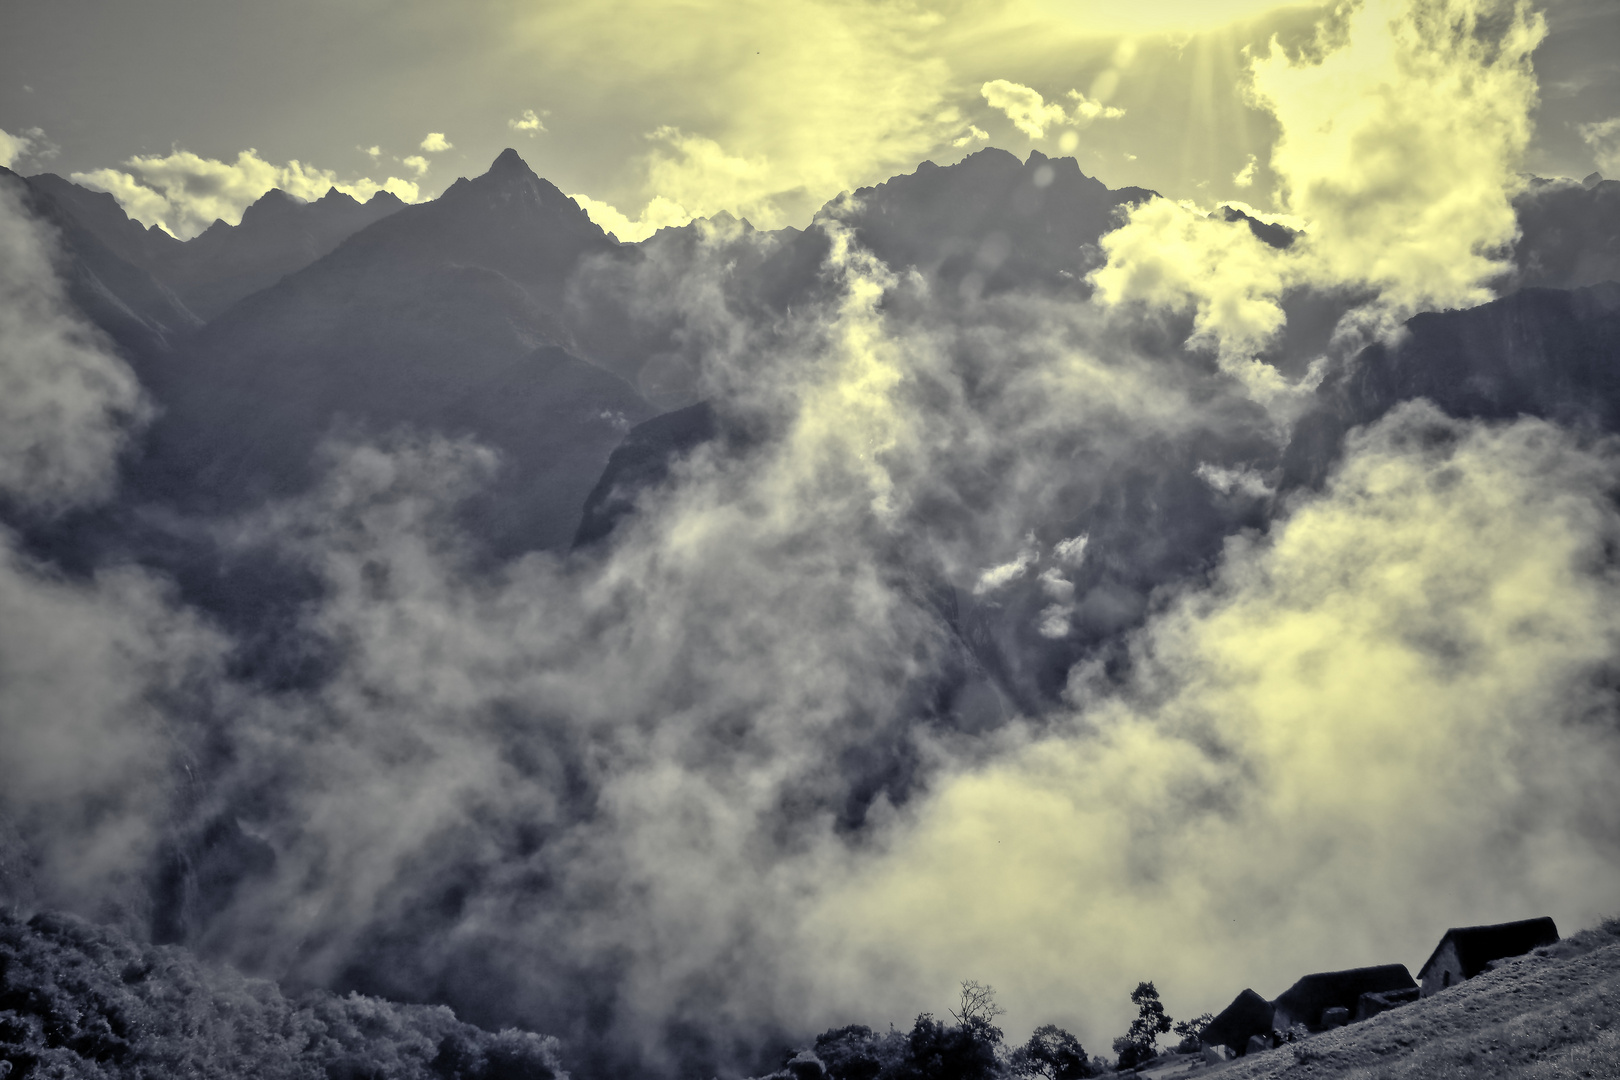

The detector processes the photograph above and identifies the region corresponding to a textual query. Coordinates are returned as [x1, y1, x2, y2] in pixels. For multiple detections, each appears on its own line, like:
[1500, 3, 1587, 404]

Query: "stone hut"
[1417, 917, 1558, 997]
[1270, 965, 1417, 1032]
[1354, 985, 1419, 1022]
[1199, 989, 1274, 1057]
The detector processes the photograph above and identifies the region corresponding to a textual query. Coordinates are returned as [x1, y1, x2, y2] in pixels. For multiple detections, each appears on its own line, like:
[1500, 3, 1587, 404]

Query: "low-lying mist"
[3, 3, 1618, 1078]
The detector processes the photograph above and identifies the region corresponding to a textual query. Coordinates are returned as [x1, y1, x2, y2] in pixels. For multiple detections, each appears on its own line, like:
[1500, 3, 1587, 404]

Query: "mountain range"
[4, 146, 1620, 1080]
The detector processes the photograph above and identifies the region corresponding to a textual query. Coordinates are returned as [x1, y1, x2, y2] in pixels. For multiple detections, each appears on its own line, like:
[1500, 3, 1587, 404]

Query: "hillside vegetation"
[0, 910, 565, 1080]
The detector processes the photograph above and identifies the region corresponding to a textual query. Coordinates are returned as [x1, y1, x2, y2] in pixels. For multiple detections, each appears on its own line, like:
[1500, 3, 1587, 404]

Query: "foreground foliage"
[0, 909, 564, 1079]
[765, 983, 1106, 1080]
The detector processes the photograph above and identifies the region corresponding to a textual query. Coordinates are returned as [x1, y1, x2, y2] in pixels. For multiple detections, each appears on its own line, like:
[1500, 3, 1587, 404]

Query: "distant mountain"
[832, 147, 1157, 296]
[1285, 281, 1620, 488]
[133, 149, 650, 555]
[566, 148, 1159, 406]
[148, 185, 406, 320]
[23, 171, 186, 270]
[1505, 176, 1620, 291]
[1, 166, 200, 360]
[573, 401, 721, 548]
[23, 173, 406, 321]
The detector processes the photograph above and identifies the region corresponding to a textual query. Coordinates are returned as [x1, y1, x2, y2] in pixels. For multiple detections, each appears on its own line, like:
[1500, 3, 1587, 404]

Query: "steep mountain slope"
[22, 172, 186, 272]
[1, 167, 200, 361]
[132, 149, 650, 555]
[148, 186, 406, 320]
[1285, 281, 1620, 488]
[565, 148, 1158, 405]
[1505, 176, 1620, 292]
[22, 174, 407, 321]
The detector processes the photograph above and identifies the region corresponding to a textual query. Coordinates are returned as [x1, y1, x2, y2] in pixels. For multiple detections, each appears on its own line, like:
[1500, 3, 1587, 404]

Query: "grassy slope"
[1167, 921, 1620, 1080]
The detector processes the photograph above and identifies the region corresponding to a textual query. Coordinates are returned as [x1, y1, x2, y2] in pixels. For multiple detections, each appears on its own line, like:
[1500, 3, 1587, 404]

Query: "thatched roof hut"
[1270, 965, 1416, 1031]
[1417, 917, 1558, 996]
[1200, 988, 1274, 1056]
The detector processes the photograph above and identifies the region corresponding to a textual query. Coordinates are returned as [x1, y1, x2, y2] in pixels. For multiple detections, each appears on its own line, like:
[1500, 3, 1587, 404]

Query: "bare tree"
[950, 980, 1007, 1027]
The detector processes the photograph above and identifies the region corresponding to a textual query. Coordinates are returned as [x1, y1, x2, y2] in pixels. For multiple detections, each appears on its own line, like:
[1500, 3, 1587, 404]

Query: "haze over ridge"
[1, 2, 1619, 1079]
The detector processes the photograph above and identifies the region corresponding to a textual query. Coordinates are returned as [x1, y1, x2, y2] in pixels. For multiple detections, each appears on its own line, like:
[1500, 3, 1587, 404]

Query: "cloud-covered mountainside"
[3, 4, 1620, 1078]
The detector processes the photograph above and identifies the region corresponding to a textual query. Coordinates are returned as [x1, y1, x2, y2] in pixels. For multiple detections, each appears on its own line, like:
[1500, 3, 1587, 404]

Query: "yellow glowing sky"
[1, 0, 1613, 239]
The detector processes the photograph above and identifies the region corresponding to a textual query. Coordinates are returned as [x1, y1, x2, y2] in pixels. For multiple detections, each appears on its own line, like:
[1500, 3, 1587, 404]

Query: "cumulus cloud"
[1052, 534, 1089, 567]
[402, 154, 431, 177]
[71, 149, 422, 239]
[808, 403, 1620, 1045]
[1579, 116, 1620, 177]
[509, 108, 548, 136]
[1232, 153, 1257, 188]
[570, 190, 692, 244]
[1091, 0, 1545, 395]
[1090, 198, 1307, 411]
[1065, 88, 1125, 124]
[953, 124, 990, 149]
[419, 132, 453, 153]
[1250, 0, 1543, 320]
[981, 81, 1071, 140]
[974, 541, 1038, 596]
[0, 184, 149, 512]
[1195, 461, 1272, 499]
[980, 80, 1124, 140]
[0, 126, 55, 170]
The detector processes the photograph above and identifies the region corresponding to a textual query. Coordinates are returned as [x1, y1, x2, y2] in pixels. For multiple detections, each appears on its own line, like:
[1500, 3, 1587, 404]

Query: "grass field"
[1137, 921, 1620, 1080]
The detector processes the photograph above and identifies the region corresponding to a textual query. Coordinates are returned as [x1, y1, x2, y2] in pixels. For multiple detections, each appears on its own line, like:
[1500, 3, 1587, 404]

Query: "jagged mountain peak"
[489, 146, 534, 177]
[314, 186, 361, 208]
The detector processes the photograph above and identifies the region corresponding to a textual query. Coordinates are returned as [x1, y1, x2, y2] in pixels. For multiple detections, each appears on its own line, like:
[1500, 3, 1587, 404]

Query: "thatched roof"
[1418, 917, 1559, 981]
[1272, 965, 1416, 1030]
[1200, 988, 1274, 1053]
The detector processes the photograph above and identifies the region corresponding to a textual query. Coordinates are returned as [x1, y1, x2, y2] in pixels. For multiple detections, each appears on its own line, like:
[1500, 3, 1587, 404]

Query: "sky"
[1, 0, 1617, 239]
[4, 2, 1620, 1076]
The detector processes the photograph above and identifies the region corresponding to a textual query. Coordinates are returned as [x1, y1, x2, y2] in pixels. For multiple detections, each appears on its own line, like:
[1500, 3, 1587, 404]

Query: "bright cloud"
[811, 403, 1620, 1042]
[419, 132, 453, 153]
[509, 108, 547, 135]
[0, 126, 54, 170]
[1091, 0, 1546, 396]
[1579, 116, 1620, 177]
[953, 124, 990, 149]
[71, 149, 422, 239]
[570, 190, 693, 243]
[973, 543, 1038, 596]
[981, 80, 1124, 140]
[1232, 153, 1257, 188]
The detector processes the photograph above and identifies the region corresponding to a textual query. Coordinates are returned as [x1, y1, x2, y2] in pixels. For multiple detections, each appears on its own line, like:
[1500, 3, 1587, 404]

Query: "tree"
[1009, 1024, 1099, 1080]
[950, 981, 1007, 1029]
[1171, 1013, 1214, 1052]
[1111, 982, 1173, 1070]
[898, 1013, 1002, 1080]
